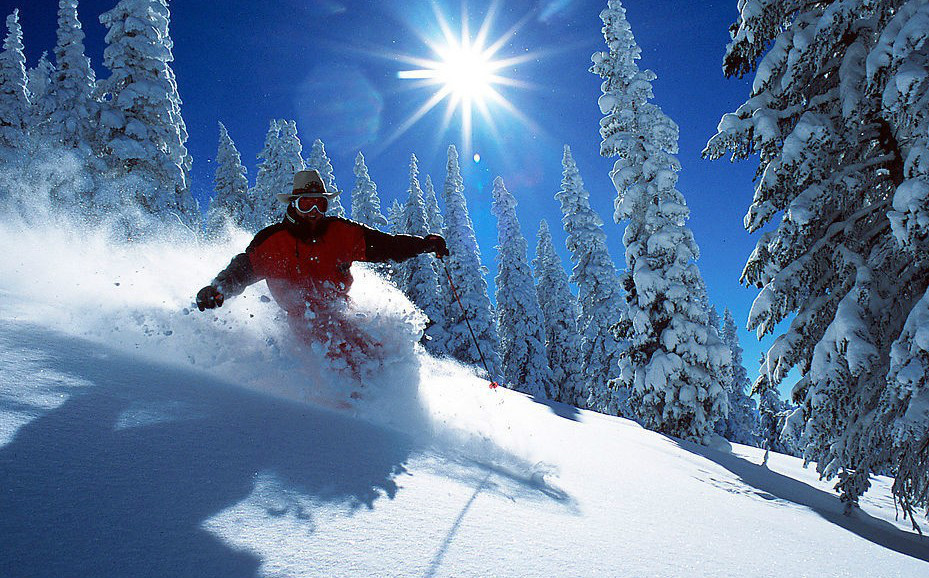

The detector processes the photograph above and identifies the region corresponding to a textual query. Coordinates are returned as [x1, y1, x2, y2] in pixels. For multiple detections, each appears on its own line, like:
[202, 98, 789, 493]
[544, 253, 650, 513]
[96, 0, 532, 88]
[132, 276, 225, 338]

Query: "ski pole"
[438, 256, 499, 389]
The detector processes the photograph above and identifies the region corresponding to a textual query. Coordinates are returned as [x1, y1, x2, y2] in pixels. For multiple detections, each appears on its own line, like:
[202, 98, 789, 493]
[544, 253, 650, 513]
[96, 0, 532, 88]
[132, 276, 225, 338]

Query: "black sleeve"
[362, 227, 429, 263]
[211, 253, 255, 297]
[210, 224, 282, 296]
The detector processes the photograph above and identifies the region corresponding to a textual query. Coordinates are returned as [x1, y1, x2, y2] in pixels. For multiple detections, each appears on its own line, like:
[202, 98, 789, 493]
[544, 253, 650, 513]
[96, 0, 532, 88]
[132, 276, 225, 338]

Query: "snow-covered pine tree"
[386, 198, 406, 287]
[350, 151, 391, 279]
[442, 144, 500, 376]
[97, 0, 199, 230]
[26, 53, 55, 139]
[717, 308, 759, 445]
[205, 122, 250, 238]
[707, 304, 721, 335]
[388, 198, 404, 235]
[51, 0, 97, 150]
[350, 151, 387, 230]
[592, 0, 730, 443]
[752, 352, 792, 464]
[423, 174, 445, 234]
[249, 119, 282, 231]
[492, 177, 553, 396]
[534, 219, 585, 405]
[250, 119, 304, 229]
[0, 9, 29, 150]
[704, 0, 929, 507]
[401, 154, 446, 353]
[555, 145, 626, 414]
[271, 120, 305, 223]
[884, 288, 929, 530]
[422, 173, 447, 323]
[306, 138, 344, 217]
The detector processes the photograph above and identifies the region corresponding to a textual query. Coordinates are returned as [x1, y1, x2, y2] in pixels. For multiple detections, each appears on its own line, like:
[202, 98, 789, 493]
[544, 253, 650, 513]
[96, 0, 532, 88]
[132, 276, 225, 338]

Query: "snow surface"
[0, 219, 927, 577]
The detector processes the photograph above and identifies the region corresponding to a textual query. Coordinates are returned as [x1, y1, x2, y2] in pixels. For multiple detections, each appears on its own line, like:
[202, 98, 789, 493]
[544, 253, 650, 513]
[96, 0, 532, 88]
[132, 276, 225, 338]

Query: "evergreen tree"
[350, 151, 387, 230]
[423, 174, 445, 233]
[386, 198, 406, 287]
[250, 119, 304, 229]
[707, 304, 721, 335]
[422, 172, 447, 328]
[306, 138, 344, 217]
[442, 144, 500, 376]
[0, 9, 29, 149]
[97, 0, 198, 228]
[884, 288, 929, 530]
[492, 177, 553, 396]
[51, 0, 97, 150]
[26, 53, 55, 139]
[205, 122, 250, 238]
[388, 198, 404, 235]
[705, 0, 929, 508]
[555, 145, 626, 415]
[717, 308, 759, 445]
[534, 219, 585, 405]
[592, 1, 730, 443]
[249, 119, 282, 231]
[273, 120, 306, 222]
[401, 154, 446, 353]
[752, 352, 794, 464]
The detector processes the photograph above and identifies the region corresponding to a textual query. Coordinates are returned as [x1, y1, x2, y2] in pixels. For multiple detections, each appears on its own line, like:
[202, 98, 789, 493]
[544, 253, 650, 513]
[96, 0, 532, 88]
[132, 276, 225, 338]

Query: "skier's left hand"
[424, 234, 449, 258]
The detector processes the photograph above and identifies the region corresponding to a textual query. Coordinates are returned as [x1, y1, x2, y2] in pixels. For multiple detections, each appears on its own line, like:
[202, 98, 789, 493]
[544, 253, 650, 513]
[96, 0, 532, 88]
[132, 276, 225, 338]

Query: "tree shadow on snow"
[674, 438, 929, 563]
[0, 324, 415, 578]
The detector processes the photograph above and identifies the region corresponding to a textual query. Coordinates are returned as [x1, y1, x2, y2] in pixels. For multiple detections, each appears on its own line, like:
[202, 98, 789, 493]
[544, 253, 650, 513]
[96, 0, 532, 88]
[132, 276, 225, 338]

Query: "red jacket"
[213, 206, 431, 318]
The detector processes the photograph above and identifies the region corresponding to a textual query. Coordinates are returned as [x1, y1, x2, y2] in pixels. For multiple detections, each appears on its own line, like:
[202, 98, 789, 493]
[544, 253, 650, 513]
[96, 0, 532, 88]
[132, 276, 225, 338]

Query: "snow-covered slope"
[1, 220, 927, 578]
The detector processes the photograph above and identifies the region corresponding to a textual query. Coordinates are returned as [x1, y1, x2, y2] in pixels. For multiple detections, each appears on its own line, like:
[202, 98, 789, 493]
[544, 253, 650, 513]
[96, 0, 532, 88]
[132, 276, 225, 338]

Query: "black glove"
[424, 234, 449, 258]
[196, 285, 225, 311]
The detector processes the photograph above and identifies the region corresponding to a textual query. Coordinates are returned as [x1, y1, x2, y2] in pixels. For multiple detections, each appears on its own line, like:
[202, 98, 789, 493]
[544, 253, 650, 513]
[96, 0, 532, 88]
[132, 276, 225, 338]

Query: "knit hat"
[276, 170, 340, 203]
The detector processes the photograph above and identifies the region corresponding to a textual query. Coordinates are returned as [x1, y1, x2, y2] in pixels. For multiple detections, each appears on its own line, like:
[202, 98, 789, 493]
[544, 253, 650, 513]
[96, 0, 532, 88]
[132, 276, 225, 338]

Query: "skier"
[196, 169, 448, 367]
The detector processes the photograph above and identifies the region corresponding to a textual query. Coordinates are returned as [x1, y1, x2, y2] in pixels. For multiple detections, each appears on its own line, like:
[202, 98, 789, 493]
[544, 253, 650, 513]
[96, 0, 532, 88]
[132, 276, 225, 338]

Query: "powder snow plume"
[0, 202, 556, 469]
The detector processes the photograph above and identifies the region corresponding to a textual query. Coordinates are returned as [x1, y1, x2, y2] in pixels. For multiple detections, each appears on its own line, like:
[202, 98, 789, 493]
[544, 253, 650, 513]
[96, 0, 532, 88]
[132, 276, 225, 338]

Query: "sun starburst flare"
[382, 2, 540, 154]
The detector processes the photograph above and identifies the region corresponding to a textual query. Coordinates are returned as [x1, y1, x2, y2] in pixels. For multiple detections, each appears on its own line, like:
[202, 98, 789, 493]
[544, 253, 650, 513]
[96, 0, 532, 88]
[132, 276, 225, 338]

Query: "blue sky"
[10, 0, 794, 397]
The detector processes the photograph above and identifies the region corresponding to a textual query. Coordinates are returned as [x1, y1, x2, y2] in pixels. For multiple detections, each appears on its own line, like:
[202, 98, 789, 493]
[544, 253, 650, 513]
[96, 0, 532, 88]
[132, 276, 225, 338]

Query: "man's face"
[293, 196, 328, 222]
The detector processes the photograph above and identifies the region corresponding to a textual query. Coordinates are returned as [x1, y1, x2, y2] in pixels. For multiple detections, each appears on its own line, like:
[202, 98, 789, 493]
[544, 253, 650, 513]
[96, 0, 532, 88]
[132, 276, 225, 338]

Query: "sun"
[399, 36, 498, 103]
[383, 3, 539, 154]
[433, 41, 495, 100]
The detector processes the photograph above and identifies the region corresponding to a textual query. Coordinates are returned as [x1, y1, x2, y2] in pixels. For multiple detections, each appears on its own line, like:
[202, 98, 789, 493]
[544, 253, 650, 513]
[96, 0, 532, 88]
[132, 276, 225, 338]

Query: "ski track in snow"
[1, 219, 928, 578]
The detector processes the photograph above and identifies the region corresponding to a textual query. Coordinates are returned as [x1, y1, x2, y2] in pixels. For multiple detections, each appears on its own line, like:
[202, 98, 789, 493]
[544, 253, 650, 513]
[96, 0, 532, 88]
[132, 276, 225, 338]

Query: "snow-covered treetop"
[388, 198, 404, 235]
[441, 144, 500, 375]
[98, 0, 193, 203]
[306, 138, 344, 217]
[51, 0, 97, 147]
[590, 0, 658, 160]
[27, 52, 55, 106]
[206, 121, 250, 232]
[492, 176, 553, 396]
[555, 145, 623, 291]
[534, 218, 585, 404]
[423, 174, 444, 234]
[351, 151, 388, 230]
[403, 153, 429, 237]
[0, 9, 29, 145]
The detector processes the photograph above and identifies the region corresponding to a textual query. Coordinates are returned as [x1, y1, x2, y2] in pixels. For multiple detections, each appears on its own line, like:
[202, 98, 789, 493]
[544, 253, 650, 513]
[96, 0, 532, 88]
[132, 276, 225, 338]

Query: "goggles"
[293, 195, 328, 215]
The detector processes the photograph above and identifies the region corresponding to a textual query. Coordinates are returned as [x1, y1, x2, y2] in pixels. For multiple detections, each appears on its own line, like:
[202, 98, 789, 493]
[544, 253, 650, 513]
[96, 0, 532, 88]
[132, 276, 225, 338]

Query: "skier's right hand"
[423, 234, 449, 258]
[196, 285, 225, 311]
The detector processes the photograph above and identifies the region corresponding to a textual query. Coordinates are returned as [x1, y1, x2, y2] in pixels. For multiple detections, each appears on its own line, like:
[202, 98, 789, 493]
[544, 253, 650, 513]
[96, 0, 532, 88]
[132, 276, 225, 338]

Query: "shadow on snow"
[675, 438, 929, 564]
[0, 322, 572, 578]
[0, 323, 414, 578]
